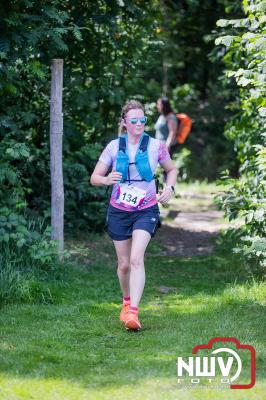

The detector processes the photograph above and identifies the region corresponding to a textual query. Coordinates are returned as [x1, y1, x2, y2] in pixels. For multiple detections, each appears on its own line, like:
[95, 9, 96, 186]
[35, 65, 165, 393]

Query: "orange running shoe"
[124, 311, 142, 330]
[119, 303, 130, 322]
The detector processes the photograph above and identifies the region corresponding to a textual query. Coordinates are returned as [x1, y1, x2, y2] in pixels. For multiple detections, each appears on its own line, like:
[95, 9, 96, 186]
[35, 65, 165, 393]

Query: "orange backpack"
[176, 113, 192, 144]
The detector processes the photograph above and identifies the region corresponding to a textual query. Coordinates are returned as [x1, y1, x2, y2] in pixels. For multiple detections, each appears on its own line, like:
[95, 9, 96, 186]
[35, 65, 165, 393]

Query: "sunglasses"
[126, 116, 148, 125]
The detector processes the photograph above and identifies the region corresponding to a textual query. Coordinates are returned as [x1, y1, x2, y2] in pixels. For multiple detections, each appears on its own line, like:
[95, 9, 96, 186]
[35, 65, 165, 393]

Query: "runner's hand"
[156, 188, 173, 204]
[105, 169, 122, 185]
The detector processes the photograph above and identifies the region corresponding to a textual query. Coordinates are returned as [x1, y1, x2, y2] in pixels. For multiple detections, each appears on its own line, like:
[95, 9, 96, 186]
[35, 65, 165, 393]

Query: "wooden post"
[50, 59, 64, 254]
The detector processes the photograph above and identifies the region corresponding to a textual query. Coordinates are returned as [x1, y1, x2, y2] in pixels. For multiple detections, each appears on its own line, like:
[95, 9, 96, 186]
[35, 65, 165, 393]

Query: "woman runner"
[90, 100, 177, 330]
[155, 96, 178, 156]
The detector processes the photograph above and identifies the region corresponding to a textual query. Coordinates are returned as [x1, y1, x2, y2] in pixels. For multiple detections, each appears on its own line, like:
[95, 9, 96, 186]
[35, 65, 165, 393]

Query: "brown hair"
[118, 100, 145, 136]
[158, 96, 173, 116]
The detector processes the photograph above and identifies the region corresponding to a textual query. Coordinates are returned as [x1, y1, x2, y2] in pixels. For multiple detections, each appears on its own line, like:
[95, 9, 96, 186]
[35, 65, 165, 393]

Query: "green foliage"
[0, 262, 54, 306]
[147, 1, 242, 181]
[215, 0, 266, 269]
[0, 0, 253, 309]
[0, 0, 161, 236]
[0, 250, 54, 306]
[0, 210, 69, 306]
[64, 143, 109, 231]
[172, 148, 191, 181]
[0, 0, 242, 244]
[0, 0, 162, 304]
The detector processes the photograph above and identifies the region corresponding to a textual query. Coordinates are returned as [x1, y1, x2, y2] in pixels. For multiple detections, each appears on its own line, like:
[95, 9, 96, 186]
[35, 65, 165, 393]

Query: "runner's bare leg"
[113, 238, 132, 297]
[129, 229, 151, 307]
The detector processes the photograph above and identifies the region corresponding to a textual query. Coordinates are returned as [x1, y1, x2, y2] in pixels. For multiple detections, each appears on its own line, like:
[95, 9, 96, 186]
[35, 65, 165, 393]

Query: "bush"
[215, 0, 266, 271]
[64, 143, 109, 232]
[0, 212, 68, 306]
[0, 255, 54, 306]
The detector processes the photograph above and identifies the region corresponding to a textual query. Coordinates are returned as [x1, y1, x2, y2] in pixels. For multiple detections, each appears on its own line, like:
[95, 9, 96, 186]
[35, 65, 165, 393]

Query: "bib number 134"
[118, 184, 146, 208]
[122, 192, 138, 205]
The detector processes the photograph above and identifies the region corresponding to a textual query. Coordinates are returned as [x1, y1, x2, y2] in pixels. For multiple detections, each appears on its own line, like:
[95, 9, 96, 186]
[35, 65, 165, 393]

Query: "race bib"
[117, 183, 146, 208]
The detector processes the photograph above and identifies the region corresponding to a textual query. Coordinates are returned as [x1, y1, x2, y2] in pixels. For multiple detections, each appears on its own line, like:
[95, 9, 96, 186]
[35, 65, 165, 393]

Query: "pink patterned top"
[99, 135, 171, 211]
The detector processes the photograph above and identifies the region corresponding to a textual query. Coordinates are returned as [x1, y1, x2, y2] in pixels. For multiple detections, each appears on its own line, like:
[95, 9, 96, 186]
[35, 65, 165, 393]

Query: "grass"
[0, 180, 264, 399]
[0, 231, 265, 400]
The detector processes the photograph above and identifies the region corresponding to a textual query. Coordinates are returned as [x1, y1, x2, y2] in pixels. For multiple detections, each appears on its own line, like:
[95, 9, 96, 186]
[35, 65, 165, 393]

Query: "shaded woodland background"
[0, 1, 265, 277]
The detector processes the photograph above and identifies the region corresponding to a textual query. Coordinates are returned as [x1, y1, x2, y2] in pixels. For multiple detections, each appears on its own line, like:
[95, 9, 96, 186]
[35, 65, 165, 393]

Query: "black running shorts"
[106, 203, 161, 241]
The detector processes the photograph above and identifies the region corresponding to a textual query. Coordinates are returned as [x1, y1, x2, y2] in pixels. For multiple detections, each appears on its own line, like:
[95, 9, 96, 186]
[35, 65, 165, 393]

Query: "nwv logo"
[176, 337, 256, 389]
[177, 348, 242, 379]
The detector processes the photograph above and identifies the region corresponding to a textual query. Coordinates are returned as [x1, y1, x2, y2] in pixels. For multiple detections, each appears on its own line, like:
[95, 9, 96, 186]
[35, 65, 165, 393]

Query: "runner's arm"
[166, 118, 177, 149]
[157, 159, 177, 204]
[90, 160, 122, 186]
[161, 159, 177, 187]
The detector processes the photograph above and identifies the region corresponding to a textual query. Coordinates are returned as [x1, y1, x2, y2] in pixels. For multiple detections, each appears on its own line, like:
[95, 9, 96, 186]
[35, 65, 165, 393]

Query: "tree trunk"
[50, 59, 64, 255]
[160, 0, 170, 95]
[162, 59, 168, 96]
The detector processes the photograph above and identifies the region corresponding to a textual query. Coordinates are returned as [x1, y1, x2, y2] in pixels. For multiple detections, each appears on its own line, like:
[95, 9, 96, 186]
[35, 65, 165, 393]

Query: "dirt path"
[155, 189, 229, 257]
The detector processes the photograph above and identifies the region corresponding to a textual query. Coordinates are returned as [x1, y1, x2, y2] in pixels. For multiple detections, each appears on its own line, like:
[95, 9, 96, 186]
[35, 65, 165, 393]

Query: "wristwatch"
[166, 185, 175, 193]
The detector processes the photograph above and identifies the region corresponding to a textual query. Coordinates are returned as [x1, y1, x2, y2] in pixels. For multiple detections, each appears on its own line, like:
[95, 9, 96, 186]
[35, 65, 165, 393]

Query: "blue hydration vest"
[116, 132, 155, 183]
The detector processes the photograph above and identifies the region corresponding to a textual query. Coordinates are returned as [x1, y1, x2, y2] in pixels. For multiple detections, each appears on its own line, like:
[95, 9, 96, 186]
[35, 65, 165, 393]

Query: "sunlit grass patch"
[0, 188, 265, 399]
